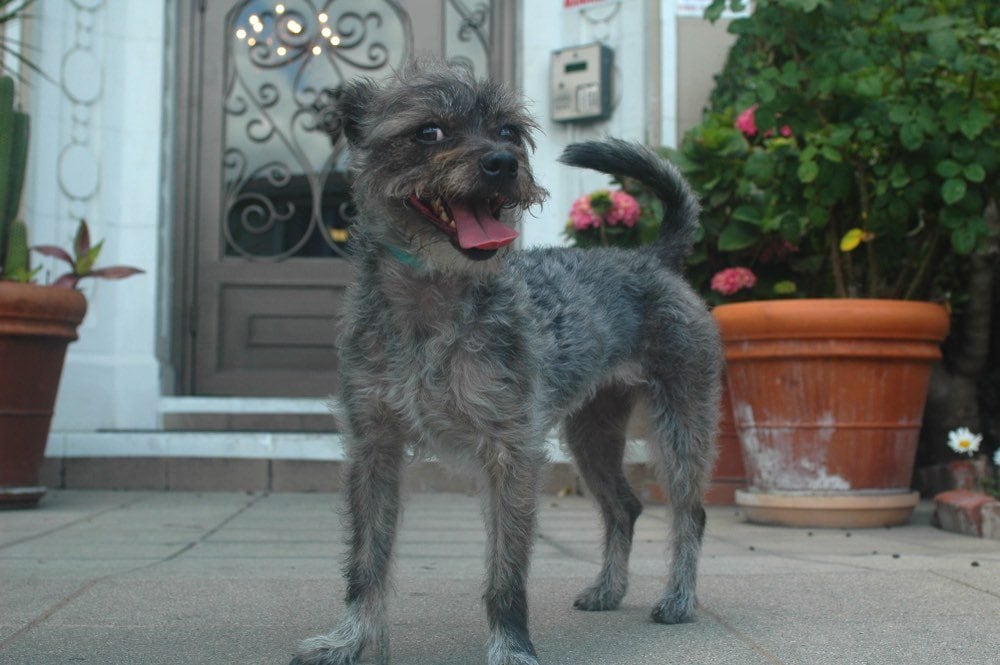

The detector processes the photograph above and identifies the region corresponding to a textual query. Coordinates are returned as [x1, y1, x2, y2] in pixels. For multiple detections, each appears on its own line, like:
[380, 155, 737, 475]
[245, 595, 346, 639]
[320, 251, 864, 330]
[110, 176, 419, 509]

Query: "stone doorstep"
[932, 489, 1000, 540]
[38, 457, 744, 505]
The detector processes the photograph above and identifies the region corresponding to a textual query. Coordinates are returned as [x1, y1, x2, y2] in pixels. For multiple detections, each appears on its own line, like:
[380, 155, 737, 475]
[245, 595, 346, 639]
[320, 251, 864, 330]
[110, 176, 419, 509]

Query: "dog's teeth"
[440, 212, 450, 223]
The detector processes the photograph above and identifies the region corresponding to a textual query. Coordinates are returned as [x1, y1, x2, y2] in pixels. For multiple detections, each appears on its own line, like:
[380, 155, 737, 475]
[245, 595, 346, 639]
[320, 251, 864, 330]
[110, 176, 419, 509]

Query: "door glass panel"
[222, 0, 411, 260]
[445, 1, 491, 75]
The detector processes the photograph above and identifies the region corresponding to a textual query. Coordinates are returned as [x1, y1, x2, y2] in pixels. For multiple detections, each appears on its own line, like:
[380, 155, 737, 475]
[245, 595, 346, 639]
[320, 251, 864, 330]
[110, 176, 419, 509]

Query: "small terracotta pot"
[0, 282, 87, 509]
[714, 299, 950, 528]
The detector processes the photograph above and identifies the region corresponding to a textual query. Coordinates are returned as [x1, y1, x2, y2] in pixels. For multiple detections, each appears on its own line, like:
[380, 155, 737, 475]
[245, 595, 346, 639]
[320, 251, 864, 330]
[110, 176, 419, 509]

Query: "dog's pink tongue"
[450, 200, 519, 250]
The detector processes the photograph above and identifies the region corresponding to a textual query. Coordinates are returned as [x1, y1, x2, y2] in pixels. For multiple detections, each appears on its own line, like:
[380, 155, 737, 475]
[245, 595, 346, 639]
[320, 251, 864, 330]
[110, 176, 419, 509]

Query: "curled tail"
[559, 138, 700, 271]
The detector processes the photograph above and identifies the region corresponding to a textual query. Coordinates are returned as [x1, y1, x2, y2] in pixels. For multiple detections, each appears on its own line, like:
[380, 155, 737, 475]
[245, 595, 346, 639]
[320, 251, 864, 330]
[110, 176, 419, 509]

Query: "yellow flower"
[839, 228, 875, 252]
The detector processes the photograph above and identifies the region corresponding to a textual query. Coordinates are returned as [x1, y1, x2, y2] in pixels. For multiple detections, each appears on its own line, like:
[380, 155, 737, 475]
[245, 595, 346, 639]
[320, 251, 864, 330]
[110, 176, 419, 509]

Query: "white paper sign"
[677, 1, 753, 19]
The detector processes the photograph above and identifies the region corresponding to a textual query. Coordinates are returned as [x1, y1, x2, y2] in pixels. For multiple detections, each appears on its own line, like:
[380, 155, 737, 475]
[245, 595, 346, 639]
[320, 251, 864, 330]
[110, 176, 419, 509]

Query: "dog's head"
[322, 60, 548, 271]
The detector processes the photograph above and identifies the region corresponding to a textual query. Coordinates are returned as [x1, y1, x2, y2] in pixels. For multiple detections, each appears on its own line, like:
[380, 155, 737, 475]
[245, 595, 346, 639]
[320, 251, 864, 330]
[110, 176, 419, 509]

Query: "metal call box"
[551, 43, 613, 123]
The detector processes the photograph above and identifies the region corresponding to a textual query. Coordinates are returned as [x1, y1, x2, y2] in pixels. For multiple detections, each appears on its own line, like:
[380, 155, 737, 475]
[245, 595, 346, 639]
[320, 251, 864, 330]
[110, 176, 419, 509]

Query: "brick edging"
[932, 489, 1000, 540]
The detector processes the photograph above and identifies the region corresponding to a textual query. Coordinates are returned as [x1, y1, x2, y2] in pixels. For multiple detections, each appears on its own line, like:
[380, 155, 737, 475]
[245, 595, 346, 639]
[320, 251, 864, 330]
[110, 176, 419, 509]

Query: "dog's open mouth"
[407, 194, 519, 253]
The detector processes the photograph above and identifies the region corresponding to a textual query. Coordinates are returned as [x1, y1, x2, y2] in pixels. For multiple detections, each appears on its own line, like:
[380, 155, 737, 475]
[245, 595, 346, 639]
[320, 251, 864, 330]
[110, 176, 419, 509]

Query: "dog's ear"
[313, 88, 345, 146]
[313, 78, 378, 147]
[337, 78, 378, 146]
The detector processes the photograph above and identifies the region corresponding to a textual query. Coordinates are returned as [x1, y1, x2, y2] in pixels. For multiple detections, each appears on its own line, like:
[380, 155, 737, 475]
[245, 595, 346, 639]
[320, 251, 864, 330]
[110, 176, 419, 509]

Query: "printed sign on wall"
[678, 1, 753, 19]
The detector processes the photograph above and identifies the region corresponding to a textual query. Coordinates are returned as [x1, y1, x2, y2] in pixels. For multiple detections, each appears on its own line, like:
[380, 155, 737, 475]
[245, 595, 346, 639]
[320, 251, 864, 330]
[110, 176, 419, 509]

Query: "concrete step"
[160, 396, 337, 432]
[41, 397, 743, 503]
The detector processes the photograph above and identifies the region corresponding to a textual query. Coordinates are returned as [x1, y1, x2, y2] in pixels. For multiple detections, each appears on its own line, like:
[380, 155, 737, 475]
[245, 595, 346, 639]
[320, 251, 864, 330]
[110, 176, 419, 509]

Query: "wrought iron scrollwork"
[445, 0, 491, 76]
[221, 0, 411, 260]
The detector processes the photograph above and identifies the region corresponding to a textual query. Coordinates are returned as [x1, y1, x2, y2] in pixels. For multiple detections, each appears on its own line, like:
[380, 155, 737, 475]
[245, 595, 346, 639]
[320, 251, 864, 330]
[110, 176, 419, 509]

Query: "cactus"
[0, 73, 32, 282]
[2, 219, 36, 281]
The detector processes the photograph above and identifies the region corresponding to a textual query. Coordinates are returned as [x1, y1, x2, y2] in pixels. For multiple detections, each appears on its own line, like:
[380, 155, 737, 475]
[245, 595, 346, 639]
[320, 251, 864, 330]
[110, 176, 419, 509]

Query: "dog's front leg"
[481, 443, 545, 665]
[293, 421, 405, 665]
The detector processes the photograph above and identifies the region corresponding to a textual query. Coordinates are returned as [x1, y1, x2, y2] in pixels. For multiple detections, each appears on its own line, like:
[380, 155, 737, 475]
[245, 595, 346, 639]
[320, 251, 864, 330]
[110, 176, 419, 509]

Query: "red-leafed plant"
[32, 219, 144, 289]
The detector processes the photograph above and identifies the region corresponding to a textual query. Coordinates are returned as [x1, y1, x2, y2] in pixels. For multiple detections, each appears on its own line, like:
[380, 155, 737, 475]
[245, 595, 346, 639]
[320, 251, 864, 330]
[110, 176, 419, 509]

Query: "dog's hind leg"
[481, 442, 546, 665]
[644, 377, 718, 625]
[564, 385, 643, 612]
[293, 416, 405, 665]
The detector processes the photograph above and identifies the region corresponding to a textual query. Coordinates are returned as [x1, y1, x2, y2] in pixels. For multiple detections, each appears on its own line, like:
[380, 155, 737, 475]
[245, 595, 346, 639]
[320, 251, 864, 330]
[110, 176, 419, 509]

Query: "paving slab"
[1, 490, 999, 664]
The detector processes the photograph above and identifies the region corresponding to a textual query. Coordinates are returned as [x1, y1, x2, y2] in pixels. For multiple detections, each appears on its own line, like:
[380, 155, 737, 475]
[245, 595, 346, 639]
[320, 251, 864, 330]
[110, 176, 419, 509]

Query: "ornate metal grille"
[222, 0, 411, 260]
[445, 0, 491, 76]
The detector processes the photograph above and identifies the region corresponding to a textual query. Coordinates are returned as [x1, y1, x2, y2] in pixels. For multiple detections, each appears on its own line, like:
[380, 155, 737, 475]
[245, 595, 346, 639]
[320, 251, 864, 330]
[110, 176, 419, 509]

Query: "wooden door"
[175, 0, 514, 396]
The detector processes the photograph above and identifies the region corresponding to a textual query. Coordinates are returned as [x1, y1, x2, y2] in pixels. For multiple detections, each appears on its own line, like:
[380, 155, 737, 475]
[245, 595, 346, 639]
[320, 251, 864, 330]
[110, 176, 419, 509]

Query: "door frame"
[168, 0, 519, 396]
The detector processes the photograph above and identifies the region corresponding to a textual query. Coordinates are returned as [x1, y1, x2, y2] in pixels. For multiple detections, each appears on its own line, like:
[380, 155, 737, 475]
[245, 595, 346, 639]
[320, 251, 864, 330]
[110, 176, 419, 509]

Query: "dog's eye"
[417, 125, 446, 143]
[498, 125, 518, 141]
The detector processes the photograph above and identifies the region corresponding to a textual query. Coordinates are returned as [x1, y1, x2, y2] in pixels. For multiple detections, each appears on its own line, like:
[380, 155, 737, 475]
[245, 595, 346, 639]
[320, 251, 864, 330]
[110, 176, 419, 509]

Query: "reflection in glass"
[221, 0, 410, 260]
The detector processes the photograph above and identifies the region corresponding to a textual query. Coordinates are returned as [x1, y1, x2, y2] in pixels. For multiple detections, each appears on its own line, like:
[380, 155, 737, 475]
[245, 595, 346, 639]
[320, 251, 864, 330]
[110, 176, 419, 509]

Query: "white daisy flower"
[947, 427, 982, 457]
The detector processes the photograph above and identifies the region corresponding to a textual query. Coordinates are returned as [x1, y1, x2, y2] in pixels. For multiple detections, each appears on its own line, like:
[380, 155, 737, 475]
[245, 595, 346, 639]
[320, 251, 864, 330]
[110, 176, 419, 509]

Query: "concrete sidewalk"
[2, 491, 999, 665]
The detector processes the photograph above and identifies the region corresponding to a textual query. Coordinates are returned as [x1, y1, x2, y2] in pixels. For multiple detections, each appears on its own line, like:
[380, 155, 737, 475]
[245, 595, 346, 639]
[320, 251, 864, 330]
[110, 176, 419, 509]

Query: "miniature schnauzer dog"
[292, 61, 722, 665]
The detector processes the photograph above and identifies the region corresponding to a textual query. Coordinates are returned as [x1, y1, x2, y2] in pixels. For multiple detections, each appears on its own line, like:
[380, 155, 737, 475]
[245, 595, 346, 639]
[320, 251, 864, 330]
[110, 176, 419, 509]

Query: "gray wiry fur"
[291, 61, 722, 665]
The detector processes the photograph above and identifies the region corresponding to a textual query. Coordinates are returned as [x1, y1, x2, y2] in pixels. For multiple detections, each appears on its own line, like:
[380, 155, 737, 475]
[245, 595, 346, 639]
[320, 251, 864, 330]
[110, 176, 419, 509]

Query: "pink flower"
[569, 189, 641, 231]
[569, 193, 602, 230]
[711, 267, 757, 296]
[739, 104, 794, 139]
[606, 190, 640, 227]
[735, 105, 759, 137]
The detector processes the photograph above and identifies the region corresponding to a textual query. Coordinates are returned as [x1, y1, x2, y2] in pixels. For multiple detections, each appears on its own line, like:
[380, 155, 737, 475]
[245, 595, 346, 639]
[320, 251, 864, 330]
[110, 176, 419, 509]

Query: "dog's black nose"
[480, 151, 519, 180]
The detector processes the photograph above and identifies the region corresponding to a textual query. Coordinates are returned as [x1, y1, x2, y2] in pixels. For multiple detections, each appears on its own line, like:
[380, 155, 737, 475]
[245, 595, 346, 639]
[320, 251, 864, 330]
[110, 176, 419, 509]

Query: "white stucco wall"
[24, 0, 165, 431]
[518, 0, 676, 249]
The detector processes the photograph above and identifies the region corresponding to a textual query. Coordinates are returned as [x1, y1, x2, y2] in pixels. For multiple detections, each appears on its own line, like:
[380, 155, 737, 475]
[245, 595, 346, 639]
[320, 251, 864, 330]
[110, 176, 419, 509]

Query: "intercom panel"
[551, 43, 613, 123]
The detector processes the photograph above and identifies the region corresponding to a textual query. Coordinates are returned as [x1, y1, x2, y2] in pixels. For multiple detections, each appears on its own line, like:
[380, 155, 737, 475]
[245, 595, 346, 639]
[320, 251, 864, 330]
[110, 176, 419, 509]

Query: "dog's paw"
[490, 651, 540, 665]
[488, 635, 539, 665]
[289, 649, 356, 665]
[290, 635, 363, 665]
[572, 585, 624, 612]
[288, 649, 359, 665]
[650, 593, 696, 625]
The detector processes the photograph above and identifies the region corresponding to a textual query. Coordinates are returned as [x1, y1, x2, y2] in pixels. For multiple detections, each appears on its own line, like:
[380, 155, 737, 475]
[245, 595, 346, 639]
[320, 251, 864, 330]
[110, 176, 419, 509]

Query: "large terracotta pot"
[0, 282, 87, 509]
[713, 299, 950, 528]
